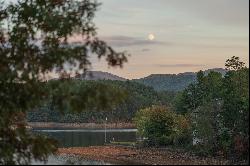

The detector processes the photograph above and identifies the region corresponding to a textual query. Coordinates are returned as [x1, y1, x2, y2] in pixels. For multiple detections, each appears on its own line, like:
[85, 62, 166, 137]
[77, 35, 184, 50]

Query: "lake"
[31, 154, 111, 165]
[33, 129, 137, 148]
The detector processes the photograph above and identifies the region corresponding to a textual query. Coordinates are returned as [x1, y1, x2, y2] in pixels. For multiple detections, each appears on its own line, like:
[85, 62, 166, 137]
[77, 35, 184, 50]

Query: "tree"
[222, 57, 249, 158]
[225, 56, 246, 71]
[134, 105, 191, 146]
[27, 80, 168, 123]
[192, 101, 223, 155]
[176, 56, 249, 159]
[174, 70, 223, 114]
[0, 0, 128, 164]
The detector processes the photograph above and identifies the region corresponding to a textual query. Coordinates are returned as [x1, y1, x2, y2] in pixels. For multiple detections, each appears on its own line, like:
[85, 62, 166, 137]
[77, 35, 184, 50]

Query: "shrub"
[134, 105, 191, 147]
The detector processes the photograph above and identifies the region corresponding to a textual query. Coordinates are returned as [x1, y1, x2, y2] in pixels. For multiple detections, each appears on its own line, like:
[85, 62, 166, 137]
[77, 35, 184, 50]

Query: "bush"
[134, 105, 191, 147]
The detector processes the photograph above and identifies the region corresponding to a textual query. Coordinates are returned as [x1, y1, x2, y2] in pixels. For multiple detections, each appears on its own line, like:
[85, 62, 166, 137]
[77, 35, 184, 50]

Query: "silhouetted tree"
[0, 0, 128, 164]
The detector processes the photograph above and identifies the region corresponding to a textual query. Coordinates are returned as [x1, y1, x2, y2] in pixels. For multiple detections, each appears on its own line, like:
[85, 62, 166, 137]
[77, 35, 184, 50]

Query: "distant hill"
[74, 71, 127, 81]
[62, 68, 227, 92]
[133, 68, 227, 92]
[133, 73, 196, 92]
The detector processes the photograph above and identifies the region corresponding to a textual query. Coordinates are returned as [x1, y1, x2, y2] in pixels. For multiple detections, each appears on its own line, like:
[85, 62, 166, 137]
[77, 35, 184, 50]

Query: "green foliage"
[0, 0, 128, 164]
[192, 101, 223, 155]
[157, 91, 177, 107]
[134, 73, 196, 92]
[175, 57, 249, 159]
[134, 69, 226, 92]
[221, 67, 249, 158]
[134, 105, 191, 147]
[174, 70, 223, 114]
[222, 68, 249, 134]
[27, 80, 173, 123]
[0, 111, 58, 165]
[47, 80, 127, 113]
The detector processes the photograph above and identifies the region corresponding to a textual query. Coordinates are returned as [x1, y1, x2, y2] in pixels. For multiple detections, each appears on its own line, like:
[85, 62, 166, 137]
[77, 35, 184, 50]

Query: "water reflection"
[33, 129, 137, 148]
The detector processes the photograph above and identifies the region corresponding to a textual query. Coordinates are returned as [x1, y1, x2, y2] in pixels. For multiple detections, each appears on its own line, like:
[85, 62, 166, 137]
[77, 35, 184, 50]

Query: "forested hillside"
[75, 71, 127, 81]
[134, 68, 226, 91]
[27, 80, 175, 123]
[27, 69, 227, 123]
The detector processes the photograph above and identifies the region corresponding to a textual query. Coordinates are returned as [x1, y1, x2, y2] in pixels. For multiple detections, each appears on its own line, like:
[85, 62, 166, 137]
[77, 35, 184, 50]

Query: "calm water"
[33, 129, 137, 148]
[31, 155, 111, 165]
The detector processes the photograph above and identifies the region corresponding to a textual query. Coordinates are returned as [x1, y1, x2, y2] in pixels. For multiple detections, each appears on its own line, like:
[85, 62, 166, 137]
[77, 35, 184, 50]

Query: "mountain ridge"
[138, 68, 227, 80]
[133, 68, 226, 91]
[74, 71, 127, 81]
[74, 68, 226, 81]
[71, 68, 227, 92]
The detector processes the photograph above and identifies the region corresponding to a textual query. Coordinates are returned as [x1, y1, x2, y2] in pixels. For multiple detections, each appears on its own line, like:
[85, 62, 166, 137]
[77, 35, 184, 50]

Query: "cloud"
[162, 0, 249, 26]
[100, 0, 248, 27]
[100, 36, 172, 47]
[156, 64, 204, 68]
[141, 48, 151, 52]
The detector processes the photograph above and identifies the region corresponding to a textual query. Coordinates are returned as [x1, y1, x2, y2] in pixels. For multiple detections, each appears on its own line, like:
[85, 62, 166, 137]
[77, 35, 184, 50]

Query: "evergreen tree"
[0, 0, 127, 164]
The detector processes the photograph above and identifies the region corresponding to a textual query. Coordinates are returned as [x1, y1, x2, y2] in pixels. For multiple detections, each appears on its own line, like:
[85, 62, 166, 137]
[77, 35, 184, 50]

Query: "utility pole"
[104, 117, 107, 143]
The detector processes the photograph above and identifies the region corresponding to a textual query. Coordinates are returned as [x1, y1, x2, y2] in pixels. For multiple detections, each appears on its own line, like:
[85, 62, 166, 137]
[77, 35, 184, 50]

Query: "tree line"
[135, 56, 249, 161]
[27, 80, 176, 123]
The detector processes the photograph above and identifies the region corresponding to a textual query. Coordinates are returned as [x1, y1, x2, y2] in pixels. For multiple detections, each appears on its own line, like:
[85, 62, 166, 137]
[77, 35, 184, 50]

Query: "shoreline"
[28, 122, 136, 130]
[57, 146, 235, 165]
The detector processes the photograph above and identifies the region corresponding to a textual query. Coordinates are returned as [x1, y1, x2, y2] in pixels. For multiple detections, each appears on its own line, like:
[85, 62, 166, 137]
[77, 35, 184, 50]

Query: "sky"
[90, 0, 249, 79]
[3, 0, 250, 79]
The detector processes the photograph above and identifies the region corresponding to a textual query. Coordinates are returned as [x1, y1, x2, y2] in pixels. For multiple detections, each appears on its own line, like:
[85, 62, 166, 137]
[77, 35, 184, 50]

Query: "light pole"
[104, 117, 107, 144]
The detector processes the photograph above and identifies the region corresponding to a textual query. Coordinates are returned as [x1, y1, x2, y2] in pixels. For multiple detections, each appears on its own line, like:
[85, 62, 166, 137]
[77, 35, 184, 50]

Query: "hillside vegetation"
[27, 80, 174, 123]
[27, 68, 227, 123]
[134, 68, 226, 92]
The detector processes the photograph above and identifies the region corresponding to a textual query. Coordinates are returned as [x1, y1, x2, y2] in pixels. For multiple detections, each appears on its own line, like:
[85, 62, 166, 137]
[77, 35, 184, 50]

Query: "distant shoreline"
[28, 122, 136, 130]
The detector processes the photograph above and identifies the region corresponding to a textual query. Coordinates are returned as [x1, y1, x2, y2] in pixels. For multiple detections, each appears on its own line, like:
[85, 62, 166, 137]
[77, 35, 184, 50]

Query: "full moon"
[148, 34, 155, 41]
